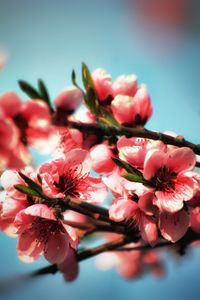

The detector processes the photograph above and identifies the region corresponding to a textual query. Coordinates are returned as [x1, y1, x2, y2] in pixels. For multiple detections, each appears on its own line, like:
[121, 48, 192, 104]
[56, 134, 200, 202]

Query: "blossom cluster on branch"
[0, 63, 200, 282]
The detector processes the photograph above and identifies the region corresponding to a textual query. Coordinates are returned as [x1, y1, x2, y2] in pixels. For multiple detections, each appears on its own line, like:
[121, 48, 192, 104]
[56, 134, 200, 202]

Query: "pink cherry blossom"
[112, 74, 138, 97]
[0, 92, 22, 118]
[19, 99, 55, 152]
[89, 144, 115, 174]
[109, 194, 158, 246]
[111, 85, 152, 126]
[117, 136, 165, 169]
[54, 87, 83, 113]
[14, 204, 78, 263]
[143, 147, 197, 213]
[39, 149, 107, 203]
[92, 68, 113, 101]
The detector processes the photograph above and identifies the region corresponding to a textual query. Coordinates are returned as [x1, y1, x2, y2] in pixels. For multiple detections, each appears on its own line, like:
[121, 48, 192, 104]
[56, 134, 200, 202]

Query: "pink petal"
[79, 177, 108, 204]
[109, 199, 138, 222]
[139, 214, 158, 246]
[62, 223, 79, 249]
[64, 149, 92, 175]
[17, 204, 56, 221]
[166, 147, 196, 173]
[154, 191, 184, 213]
[54, 87, 83, 111]
[0, 92, 22, 117]
[138, 191, 157, 216]
[143, 149, 165, 180]
[44, 232, 69, 264]
[90, 144, 115, 173]
[159, 210, 189, 242]
[17, 231, 44, 263]
[190, 207, 200, 233]
[57, 247, 79, 281]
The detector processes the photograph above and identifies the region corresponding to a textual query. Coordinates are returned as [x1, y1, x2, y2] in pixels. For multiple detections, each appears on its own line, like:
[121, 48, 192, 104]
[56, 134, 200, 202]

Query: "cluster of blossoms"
[0, 63, 200, 282]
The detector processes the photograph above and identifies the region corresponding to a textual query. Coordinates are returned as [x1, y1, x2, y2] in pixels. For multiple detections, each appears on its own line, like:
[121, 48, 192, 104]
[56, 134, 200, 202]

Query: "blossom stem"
[68, 121, 200, 156]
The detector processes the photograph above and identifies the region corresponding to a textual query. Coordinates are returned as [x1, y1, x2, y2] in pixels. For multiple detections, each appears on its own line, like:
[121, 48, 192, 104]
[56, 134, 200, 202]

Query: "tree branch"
[29, 229, 200, 278]
[68, 121, 200, 156]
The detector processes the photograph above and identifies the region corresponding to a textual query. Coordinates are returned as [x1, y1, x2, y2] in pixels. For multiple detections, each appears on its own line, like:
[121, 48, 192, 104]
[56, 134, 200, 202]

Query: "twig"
[68, 121, 200, 156]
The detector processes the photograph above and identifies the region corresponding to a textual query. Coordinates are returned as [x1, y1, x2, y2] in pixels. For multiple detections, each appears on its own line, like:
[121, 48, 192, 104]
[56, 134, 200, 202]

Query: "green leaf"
[71, 70, 80, 89]
[18, 172, 42, 194]
[112, 158, 151, 185]
[18, 80, 41, 99]
[112, 158, 137, 174]
[14, 184, 41, 197]
[99, 108, 119, 126]
[82, 63, 95, 91]
[122, 173, 145, 184]
[82, 63, 100, 116]
[38, 79, 53, 112]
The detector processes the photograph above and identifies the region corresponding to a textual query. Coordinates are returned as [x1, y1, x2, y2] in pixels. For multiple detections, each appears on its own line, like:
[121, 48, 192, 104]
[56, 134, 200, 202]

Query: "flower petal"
[159, 210, 189, 243]
[143, 149, 165, 180]
[166, 147, 196, 173]
[109, 199, 138, 222]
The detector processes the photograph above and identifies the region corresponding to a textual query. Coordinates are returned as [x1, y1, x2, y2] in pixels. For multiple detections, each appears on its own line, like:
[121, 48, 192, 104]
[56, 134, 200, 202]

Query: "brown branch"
[29, 229, 200, 278]
[68, 121, 200, 156]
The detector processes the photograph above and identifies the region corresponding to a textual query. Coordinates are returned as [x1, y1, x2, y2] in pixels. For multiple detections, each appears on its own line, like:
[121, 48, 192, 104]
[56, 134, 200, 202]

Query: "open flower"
[117, 136, 165, 170]
[14, 204, 78, 263]
[144, 147, 197, 213]
[39, 149, 107, 203]
[109, 192, 158, 246]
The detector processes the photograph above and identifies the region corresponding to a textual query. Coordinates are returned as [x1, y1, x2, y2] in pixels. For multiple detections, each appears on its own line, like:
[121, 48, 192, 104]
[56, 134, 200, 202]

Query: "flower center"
[31, 218, 63, 244]
[152, 166, 177, 192]
[54, 169, 86, 197]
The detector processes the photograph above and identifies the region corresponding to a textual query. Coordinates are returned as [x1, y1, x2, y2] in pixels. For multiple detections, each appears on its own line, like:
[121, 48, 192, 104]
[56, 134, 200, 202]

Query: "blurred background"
[0, 0, 200, 299]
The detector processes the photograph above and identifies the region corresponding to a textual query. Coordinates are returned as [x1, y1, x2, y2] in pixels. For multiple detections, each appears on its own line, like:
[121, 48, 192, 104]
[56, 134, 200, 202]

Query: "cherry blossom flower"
[111, 85, 152, 126]
[54, 87, 83, 113]
[143, 147, 197, 213]
[112, 74, 138, 97]
[39, 149, 107, 203]
[117, 136, 165, 170]
[14, 204, 78, 263]
[89, 144, 115, 174]
[92, 68, 113, 101]
[109, 194, 158, 246]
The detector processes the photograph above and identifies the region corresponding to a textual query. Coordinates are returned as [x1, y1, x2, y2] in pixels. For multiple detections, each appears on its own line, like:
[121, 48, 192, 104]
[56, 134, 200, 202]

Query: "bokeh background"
[0, 0, 200, 299]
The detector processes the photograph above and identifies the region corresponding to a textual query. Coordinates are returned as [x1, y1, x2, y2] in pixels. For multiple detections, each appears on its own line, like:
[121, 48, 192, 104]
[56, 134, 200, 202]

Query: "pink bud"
[54, 87, 83, 112]
[90, 144, 115, 173]
[112, 74, 138, 97]
[92, 68, 113, 101]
